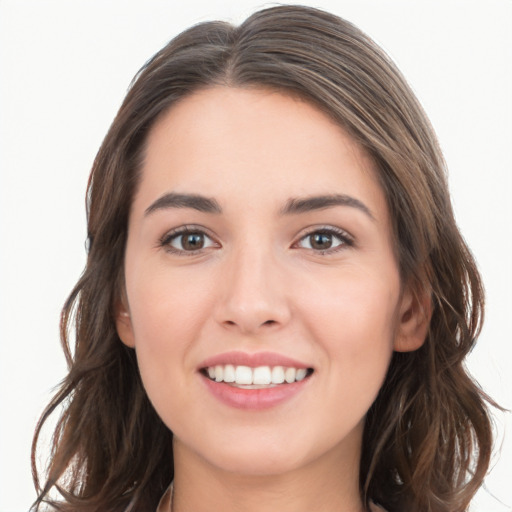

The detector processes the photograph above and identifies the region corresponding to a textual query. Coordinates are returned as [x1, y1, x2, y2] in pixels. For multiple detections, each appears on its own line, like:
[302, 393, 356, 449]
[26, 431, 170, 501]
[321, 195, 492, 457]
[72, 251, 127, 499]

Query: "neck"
[171, 432, 365, 512]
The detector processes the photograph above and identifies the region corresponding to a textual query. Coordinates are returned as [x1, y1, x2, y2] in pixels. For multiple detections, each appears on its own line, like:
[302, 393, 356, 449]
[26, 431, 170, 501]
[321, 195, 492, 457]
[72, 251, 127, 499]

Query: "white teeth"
[235, 365, 253, 385]
[205, 364, 310, 385]
[253, 366, 272, 385]
[223, 364, 235, 383]
[295, 368, 307, 381]
[284, 367, 296, 384]
[271, 366, 285, 384]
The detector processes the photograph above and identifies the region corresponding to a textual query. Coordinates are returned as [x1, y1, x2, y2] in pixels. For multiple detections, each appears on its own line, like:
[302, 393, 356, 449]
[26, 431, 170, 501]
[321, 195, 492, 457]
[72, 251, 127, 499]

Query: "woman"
[31, 5, 495, 512]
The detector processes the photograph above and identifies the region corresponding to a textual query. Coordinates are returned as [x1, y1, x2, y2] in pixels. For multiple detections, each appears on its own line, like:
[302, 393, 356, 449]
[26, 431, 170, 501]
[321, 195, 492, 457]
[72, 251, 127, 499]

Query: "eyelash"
[293, 226, 354, 254]
[158, 225, 354, 256]
[158, 225, 218, 256]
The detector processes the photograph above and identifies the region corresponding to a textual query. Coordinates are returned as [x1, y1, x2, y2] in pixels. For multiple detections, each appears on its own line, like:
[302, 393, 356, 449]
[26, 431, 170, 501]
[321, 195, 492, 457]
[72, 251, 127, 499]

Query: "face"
[117, 87, 425, 478]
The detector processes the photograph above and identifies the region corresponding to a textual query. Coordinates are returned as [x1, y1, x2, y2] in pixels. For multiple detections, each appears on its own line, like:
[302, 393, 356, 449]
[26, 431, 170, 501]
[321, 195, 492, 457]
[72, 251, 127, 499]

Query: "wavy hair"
[32, 5, 494, 511]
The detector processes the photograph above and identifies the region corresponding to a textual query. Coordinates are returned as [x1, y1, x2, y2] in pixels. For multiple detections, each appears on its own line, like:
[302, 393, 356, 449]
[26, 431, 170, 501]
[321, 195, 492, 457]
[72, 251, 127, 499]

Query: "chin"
[207, 445, 308, 477]
[173, 426, 312, 477]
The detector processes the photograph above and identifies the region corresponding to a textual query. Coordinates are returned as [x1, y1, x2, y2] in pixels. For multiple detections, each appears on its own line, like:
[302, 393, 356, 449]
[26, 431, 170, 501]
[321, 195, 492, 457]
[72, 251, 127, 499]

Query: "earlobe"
[115, 302, 136, 348]
[393, 285, 432, 353]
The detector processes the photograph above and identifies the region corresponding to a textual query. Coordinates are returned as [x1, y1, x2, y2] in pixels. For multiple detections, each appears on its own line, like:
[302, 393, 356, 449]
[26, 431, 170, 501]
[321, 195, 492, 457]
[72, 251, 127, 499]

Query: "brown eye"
[309, 233, 333, 250]
[163, 229, 217, 253]
[296, 228, 351, 253]
[180, 233, 205, 250]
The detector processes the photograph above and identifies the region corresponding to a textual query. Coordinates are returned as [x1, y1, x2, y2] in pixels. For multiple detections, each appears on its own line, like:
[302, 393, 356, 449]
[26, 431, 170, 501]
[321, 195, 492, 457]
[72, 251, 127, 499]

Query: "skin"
[116, 87, 428, 512]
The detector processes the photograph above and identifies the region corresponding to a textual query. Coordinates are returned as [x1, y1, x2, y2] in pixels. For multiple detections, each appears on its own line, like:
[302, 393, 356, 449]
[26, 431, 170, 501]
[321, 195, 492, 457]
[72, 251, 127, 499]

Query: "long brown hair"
[32, 5, 495, 511]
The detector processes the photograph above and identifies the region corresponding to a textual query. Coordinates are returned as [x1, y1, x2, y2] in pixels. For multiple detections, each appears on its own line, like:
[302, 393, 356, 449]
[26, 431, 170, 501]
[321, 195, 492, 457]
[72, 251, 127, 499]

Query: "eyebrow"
[145, 193, 222, 216]
[281, 194, 375, 220]
[144, 192, 374, 220]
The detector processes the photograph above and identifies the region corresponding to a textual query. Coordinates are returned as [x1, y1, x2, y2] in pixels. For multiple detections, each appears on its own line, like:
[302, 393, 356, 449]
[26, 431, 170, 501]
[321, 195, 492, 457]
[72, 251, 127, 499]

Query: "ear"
[393, 283, 432, 353]
[115, 299, 136, 348]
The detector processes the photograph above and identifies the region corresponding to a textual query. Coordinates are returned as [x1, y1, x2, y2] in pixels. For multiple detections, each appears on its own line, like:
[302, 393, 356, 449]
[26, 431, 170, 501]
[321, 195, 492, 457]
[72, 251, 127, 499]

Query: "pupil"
[182, 233, 204, 250]
[310, 233, 332, 250]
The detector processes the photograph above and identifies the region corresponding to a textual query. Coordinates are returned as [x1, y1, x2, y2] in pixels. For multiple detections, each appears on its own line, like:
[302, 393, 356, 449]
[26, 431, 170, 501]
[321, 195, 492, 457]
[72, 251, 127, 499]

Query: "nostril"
[220, 314, 285, 332]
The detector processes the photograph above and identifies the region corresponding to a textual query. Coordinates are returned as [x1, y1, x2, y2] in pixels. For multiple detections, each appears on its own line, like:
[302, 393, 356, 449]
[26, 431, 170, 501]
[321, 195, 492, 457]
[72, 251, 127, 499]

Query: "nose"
[214, 245, 291, 334]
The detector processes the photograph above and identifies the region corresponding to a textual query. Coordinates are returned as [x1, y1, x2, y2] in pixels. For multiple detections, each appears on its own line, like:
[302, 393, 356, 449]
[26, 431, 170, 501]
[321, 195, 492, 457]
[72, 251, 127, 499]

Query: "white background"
[0, 1, 511, 511]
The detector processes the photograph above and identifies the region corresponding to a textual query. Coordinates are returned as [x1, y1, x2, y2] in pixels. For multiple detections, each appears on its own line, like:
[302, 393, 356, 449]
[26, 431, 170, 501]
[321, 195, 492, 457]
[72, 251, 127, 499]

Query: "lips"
[199, 351, 311, 369]
[199, 351, 313, 409]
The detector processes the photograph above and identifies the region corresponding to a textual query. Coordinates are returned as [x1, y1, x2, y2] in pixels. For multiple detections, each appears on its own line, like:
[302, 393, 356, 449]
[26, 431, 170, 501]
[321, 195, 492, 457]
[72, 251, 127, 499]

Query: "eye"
[160, 227, 218, 254]
[295, 228, 353, 253]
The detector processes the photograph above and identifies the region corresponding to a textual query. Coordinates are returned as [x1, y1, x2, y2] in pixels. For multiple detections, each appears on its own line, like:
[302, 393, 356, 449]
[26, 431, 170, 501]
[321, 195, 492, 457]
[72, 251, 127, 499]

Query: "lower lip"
[201, 374, 310, 410]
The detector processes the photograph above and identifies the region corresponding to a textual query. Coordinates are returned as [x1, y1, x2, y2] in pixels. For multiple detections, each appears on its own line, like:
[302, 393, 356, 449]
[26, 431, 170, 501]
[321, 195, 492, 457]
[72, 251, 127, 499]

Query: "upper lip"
[198, 351, 311, 370]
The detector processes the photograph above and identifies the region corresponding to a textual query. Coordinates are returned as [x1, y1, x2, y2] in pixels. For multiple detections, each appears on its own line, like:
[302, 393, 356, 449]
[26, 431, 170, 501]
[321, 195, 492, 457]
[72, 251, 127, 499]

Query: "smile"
[199, 351, 314, 409]
[203, 365, 313, 387]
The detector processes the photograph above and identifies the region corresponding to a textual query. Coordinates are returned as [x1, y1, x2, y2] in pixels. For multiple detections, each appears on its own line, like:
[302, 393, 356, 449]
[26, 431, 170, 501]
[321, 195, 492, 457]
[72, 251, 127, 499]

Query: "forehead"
[134, 86, 387, 220]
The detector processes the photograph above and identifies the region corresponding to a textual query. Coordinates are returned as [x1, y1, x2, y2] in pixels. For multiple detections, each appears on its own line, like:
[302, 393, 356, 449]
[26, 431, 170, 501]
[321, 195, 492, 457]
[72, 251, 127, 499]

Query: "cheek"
[299, 266, 399, 387]
[127, 259, 212, 337]
[302, 265, 399, 335]
[124, 262, 216, 391]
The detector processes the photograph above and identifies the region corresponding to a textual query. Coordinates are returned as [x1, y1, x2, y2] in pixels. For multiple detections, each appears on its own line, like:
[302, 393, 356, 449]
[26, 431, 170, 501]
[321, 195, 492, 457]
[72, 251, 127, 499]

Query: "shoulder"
[370, 502, 388, 512]
[156, 484, 172, 511]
